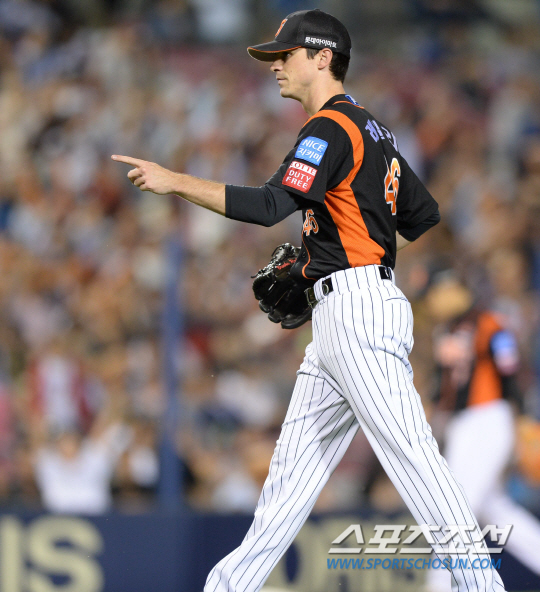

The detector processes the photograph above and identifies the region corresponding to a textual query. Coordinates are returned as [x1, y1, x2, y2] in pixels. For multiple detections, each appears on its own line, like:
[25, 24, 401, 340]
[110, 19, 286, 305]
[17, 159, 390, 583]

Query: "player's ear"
[318, 48, 333, 71]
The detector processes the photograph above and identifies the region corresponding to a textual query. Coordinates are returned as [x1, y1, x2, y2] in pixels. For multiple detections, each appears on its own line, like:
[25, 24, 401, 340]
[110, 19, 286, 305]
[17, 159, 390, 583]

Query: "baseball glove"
[252, 243, 312, 330]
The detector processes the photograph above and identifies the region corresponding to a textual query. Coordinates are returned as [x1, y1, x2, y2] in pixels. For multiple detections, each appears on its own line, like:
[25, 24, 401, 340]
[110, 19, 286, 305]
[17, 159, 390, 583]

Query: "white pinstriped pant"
[204, 265, 506, 592]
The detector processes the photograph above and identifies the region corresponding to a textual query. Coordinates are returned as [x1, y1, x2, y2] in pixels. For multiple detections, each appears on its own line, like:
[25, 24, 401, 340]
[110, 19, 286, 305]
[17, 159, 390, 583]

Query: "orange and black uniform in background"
[433, 308, 522, 413]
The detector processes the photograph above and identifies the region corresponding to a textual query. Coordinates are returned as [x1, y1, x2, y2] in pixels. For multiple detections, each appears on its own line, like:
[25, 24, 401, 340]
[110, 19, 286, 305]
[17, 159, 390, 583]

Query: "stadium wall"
[0, 511, 539, 592]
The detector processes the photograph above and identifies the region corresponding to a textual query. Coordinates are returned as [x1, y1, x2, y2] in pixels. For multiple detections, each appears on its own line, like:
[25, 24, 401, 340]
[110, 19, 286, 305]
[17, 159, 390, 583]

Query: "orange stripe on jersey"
[301, 234, 316, 280]
[468, 312, 503, 407]
[306, 110, 385, 267]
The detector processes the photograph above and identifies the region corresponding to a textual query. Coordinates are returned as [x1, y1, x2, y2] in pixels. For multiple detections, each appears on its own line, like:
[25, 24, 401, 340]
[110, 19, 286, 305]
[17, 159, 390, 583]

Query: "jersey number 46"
[384, 157, 401, 215]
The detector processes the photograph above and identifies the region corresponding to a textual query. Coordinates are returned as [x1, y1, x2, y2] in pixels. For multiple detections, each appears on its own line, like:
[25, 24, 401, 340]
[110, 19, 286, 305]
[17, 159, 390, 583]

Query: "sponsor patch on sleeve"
[491, 330, 519, 374]
[295, 136, 328, 166]
[282, 160, 317, 193]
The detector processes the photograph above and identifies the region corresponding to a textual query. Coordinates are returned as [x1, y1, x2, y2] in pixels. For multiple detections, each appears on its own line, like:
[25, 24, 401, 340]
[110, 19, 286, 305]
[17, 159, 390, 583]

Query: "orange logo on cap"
[275, 18, 288, 37]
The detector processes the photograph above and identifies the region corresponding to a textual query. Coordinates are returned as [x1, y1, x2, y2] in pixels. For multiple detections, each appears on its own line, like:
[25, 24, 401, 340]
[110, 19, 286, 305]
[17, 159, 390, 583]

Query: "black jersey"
[266, 94, 439, 283]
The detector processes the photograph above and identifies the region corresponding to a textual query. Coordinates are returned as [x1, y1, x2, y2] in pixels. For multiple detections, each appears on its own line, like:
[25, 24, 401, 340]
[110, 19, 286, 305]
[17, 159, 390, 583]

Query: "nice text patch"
[295, 136, 328, 166]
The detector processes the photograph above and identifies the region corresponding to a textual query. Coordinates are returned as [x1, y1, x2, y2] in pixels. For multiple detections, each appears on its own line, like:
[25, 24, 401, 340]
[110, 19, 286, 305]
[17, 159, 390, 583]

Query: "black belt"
[305, 266, 392, 309]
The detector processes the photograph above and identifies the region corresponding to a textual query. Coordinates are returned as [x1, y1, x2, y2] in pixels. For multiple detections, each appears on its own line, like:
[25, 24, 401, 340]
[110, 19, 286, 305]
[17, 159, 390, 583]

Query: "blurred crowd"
[0, 0, 539, 515]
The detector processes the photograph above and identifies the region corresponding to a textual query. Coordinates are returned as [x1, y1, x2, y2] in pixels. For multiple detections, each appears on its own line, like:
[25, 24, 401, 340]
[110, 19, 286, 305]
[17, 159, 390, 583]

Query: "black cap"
[247, 9, 351, 62]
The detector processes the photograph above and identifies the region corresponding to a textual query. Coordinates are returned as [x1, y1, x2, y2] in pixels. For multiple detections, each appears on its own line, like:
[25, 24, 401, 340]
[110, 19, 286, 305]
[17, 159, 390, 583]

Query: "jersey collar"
[318, 94, 361, 111]
[319, 94, 347, 109]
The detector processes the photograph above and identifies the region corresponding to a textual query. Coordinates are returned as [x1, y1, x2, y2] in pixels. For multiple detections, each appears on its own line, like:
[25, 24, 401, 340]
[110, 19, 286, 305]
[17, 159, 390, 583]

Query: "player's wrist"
[171, 172, 188, 197]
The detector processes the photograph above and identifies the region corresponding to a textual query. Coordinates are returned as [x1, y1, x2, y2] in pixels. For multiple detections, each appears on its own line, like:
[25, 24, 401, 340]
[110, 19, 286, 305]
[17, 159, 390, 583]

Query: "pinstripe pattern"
[204, 265, 506, 592]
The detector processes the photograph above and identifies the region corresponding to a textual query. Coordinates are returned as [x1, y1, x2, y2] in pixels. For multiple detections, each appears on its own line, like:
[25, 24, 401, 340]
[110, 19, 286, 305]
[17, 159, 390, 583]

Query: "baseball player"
[425, 275, 540, 592]
[112, 9, 506, 592]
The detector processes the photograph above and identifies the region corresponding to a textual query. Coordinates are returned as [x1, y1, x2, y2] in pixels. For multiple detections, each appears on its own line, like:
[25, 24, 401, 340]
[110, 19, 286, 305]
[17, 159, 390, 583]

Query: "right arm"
[111, 155, 227, 214]
[111, 155, 300, 226]
[111, 114, 350, 224]
[225, 184, 300, 227]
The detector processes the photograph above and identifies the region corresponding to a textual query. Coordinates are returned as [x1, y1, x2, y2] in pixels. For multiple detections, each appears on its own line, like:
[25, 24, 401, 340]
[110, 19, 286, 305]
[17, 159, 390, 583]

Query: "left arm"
[396, 155, 440, 249]
[396, 233, 411, 251]
[396, 208, 441, 250]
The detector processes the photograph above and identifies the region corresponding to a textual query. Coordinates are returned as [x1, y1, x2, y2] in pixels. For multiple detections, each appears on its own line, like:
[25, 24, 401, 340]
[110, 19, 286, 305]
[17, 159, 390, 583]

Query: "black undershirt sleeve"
[397, 209, 441, 242]
[225, 183, 301, 227]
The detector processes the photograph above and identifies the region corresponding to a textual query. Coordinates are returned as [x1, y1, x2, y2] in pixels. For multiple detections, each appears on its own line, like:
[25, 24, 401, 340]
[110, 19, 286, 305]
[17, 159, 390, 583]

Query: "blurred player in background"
[426, 273, 540, 592]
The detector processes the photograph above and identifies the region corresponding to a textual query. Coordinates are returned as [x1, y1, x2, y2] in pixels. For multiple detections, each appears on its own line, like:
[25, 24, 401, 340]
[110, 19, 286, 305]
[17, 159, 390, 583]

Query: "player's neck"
[301, 82, 345, 117]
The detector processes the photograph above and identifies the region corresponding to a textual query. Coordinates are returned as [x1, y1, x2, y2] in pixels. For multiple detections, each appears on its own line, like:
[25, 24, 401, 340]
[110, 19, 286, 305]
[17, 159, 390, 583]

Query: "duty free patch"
[282, 160, 317, 193]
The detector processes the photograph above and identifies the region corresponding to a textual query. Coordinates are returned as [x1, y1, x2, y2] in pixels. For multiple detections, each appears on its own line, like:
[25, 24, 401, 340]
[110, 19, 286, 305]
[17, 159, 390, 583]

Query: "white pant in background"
[427, 399, 540, 592]
[205, 266, 506, 592]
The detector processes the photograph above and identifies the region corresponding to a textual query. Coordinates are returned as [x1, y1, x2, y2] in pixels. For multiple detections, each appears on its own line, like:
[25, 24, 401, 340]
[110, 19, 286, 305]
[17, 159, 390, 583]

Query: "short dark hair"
[305, 47, 350, 83]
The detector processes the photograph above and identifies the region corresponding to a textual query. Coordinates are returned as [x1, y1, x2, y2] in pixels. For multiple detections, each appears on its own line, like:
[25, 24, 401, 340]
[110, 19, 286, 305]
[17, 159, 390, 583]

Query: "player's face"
[270, 48, 318, 100]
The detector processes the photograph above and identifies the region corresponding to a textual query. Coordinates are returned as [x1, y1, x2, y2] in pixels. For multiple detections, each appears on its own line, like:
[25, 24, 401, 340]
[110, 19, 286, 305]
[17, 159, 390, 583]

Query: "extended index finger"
[111, 155, 147, 167]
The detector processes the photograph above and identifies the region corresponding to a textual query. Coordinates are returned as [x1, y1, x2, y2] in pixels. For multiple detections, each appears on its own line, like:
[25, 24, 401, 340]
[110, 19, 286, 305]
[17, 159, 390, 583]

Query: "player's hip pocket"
[381, 296, 414, 355]
[379, 282, 409, 303]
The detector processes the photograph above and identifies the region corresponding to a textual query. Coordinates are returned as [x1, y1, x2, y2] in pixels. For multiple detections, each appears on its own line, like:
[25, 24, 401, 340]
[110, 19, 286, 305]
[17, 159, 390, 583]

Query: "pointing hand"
[111, 155, 180, 195]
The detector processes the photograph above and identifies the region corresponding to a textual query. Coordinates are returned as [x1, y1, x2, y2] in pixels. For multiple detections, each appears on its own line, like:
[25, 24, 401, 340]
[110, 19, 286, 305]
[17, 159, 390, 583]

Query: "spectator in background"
[27, 336, 99, 435]
[0, 0, 538, 514]
[32, 394, 131, 514]
[190, 0, 250, 44]
[115, 417, 160, 509]
[0, 379, 15, 500]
